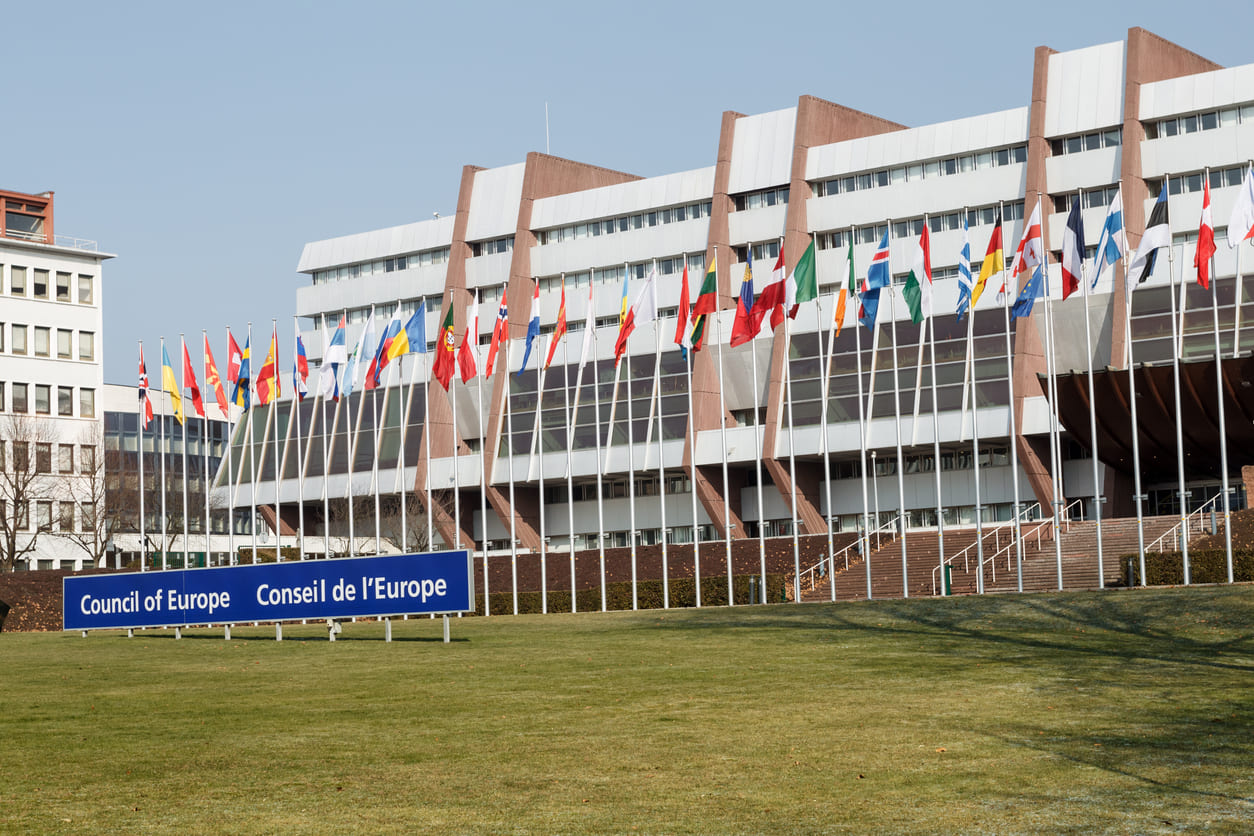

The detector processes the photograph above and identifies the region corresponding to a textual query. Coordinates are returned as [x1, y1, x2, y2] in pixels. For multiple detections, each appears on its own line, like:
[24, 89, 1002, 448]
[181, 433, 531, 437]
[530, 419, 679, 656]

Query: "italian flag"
[432, 304, 457, 390]
[902, 226, 933, 326]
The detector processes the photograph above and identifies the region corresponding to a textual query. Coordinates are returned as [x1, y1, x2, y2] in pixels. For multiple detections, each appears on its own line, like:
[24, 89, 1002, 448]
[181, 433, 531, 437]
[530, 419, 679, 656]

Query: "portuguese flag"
[432, 303, 456, 390]
[689, 256, 718, 350]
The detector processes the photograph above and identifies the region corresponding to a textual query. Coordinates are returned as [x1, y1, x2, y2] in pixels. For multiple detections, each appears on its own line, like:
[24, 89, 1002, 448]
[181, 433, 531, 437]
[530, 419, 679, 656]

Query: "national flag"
[383, 306, 410, 363]
[1002, 200, 1044, 301]
[182, 338, 204, 418]
[1092, 192, 1125, 290]
[730, 252, 758, 347]
[204, 335, 228, 414]
[516, 281, 541, 377]
[485, 296, 508, 377]
[543, 279, 567, 370]
[751, 248, 787, 332]
[367, 308, 404, 390]
[956, 217, 974, 320]
[902, 226, 933, 325]
[255, 328, 280, 405]
[615, 269, 657, 364]
[859, 230, 891, 331]
[674, 262, 692, 353]
[138, 346, 154, 429]
[833, 237, 854, 338]
[579, 284, 597, 371]
[404, 301, 428, 355]
[320, 316, 347, 400]
[161, 344, 184, 425]
[617, 273, 630, 325]
[227, 331, 243, 387]
[1061, 198, 1086, 300]
[972, 214, 1003, 307]
[432, 302, 457, 390]
[689, 257, 718, 351]
[232, 338, 251, 410]
[459, 296, 479, 383]
[786, 239, 818, 318]
[343, 311, 375, 399]
[293, 335, 309, 401]
[1128, 187, 1170, 291]
[1227, 165, 1254, 248]
[1011, 265, 1046, 319]
[1196, 179, 1216, 289]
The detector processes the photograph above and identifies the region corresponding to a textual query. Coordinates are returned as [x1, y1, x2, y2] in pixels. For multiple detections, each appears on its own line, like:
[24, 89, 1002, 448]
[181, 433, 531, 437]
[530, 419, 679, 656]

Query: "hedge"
[1120, 549, 1254, 586]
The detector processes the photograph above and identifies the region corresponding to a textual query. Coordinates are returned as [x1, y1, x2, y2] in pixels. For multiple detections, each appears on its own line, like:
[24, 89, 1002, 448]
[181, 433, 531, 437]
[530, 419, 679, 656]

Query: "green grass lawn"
[4, 586, 1253, 834]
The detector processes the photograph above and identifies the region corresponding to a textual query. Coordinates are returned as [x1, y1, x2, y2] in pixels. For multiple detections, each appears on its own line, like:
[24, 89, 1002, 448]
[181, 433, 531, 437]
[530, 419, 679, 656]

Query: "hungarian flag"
[786, 239, 817, 318]
[730, 253, 758, 347]
[902, 226, 933, 325]
[255, 328, 280, 405]
[751, 249, 787, 332]
[432, 302, 457, 390]
[543, 279, 567, 370]
[1196, 179, 1216, 289]
[834, 238, 854, 338]
[689, 257, 718, 350]
[614, 270, 657, 365]
[138, 346, 154, 429]
[674, 262, 691, 353]
[1061, 199, 1086, 299]
[459, 296, 479, 383]
[484, 297, 508, 377]
[181, 338, 205, 418]
[972, 214, 1003, 308]
[161, 344, 184, 425]
[204, 334, 229, 414]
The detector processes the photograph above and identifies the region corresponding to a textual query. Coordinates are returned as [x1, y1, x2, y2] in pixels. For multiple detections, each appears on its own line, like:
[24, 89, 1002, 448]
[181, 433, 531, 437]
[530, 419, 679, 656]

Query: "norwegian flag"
[138, 345, 154, 429]
[484, 296, 509, 377]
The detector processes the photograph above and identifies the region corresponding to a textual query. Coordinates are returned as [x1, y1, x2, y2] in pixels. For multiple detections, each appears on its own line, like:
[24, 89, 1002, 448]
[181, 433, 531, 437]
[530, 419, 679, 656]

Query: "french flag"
[1061, 199, 1085, 300]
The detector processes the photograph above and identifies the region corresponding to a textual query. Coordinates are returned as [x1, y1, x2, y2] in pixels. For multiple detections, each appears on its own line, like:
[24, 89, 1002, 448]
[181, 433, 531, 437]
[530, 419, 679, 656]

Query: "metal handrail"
[931, 503, 1041, 594]
[799, 515, 901, 592]
[1146, 491, 1224, 554]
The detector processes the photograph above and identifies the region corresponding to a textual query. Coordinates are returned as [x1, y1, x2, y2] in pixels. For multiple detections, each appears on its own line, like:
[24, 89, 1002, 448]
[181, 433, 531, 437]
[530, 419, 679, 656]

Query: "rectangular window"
[36, 501, 52, 531]
[12, 383, 27, 413]
[79, 331, 94, 361]
[57, 329, 72, 359]
[33, 269, 48, 299]
[58, 386, 73, 416]
[34, 327, 49, 357]
[35, 443, 51, 473]
[59, 444, 74, 473]
[60, 502, 75, 532]
[56, 272, 71, 301]
[13, 441, 28, 471]
[0, 381, 4, 411]
[10, 267, 25, 296]
[80, 388, 95, 418]
[12, 324, 26, 355]
[81, 502, 96, 532]
[35, 385, 50, 415]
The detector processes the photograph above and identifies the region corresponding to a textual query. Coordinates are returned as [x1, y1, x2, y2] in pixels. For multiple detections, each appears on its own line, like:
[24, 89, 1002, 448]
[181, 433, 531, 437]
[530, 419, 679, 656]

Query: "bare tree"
[60, 425, 110, 568]
[0, 415, 60, 571]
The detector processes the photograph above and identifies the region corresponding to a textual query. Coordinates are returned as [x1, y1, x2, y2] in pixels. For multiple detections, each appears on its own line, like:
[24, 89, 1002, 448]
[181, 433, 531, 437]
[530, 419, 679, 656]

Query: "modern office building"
[228, 28, 1253, 595]
[0, 189, 113, 570]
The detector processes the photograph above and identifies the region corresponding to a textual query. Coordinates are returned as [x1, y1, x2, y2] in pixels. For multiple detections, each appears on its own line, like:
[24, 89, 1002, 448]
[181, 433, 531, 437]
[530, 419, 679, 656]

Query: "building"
[0, 189, 113, 570]
[227, 28, 1253, 597]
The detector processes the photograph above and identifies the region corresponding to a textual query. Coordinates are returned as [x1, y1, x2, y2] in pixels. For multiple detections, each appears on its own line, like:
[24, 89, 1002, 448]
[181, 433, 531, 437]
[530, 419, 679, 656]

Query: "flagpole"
[781, 287, 802, 602]
[1120, 182, 1147, 584]
[1167, 240, 1191, 584]
[505, 306, 518, 614]
[928, 307, 944, 592]
[563, 330, 577, 612]
[159, 337, 169, 570]
[370, 349, 382, 557]
[685, 338, 702, 607]
[319, 315, 334, 558]
[818, 273, 838, 595]
[1077, 189, 1105, 589]
[396, 350, 410, 553]
[1037, 196, 1064, 592]
[852, 227, 873, 600]
[202, 332, 212, 563]
[223, 329, 236, 565]
[712, 249, 734, 605]
[886, 281, 909, 598]
[423, 323, 434, 554]
[652, 269, 669, 608]
[536, 333, 549, 615]
[998, 211, 1023, 593]
[475, 292, 491, 613]
[1209, 239, 1234, 582]
[452, 307, 462, 554]
[293, 321, 306, 559]
[590, 314, 608, 612]
[624, 321, 638, 611]
[138, 341, 148, 572]
[345, 320, 362, 559]
[748, 264, 767, 603]
[179, 335, 192, 568]
[968, 289, 984, 594]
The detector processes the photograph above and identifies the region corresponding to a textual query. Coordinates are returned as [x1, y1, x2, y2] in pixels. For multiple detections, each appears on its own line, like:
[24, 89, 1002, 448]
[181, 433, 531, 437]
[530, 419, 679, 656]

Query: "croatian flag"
[517, 281, 541, 377]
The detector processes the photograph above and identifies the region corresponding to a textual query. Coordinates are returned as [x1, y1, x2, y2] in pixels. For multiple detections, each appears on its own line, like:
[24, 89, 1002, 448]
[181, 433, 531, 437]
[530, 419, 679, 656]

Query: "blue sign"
[64, 551, 474, 631]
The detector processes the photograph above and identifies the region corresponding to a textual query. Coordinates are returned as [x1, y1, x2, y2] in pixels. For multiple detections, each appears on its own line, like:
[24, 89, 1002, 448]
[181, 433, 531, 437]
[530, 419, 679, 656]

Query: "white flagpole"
[624, 327, 638, 611]
[537, 334, 549, 614]
[999, 212, 1023, 594]
[910, 217, 930, 446]
[370, 353, 382, 557]
[818, 281, 839, 593]
[505, 316, 518, 614]
[1167, 241, 1191, 584]
[346, 334, 366, 559]
[886, 285, 909, 598]
[928, 311, 944, 591]
[245, 323, 261, 564]
[452, 320, 463, 554]
[223, 328, 236, 565]
[201, 332, 212, 564]
[685, 336, 702, 607]
[266, 322, 282, 561]
[292, 322, 306, 559]
[138, 341, 148, 571]
[1037, 196, 1064, 592]
[1078, 189, 1104, 589]
[651, 270, 669, 608]
[783, 307, 802, 603]
[852, 227, 874, 600]
[396, 351, 411, 553]
[969, 288, 985, 593]
[563, 331, 577, 613]
[1120, 183, 1147, 584]
[590, 317, 608, 612]
[423, 326, 434, 553]
[713, 249, 734, 605]
[475, 292, 491, 613]
[180, 335, 191, 568]
[748, 273, 767, 602]
[160, 337, 168, 570]
[319, 316, 334, 558]
[1208, 239, 1234, 582]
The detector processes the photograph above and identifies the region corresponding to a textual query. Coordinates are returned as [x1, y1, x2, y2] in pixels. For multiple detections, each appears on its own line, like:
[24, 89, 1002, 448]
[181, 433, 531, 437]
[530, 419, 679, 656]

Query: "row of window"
[2, 499, 96, 534]
[1144, 103, 1254, 140]
[815, 201, 1028, 252]
[1, 324, 95, 360]
[0, 440, 97, 474]
[1052, 184, 1122, 215]
[310, 248, 451, 285]
[1157, 165, 1249, 197]
[732, 187, 789, 212]
[812, 144, 1028, 199]
[470, 237, 514, 257]
[1047, 127, 1122, 157]
[535, 201, 713, 246]
[1, 383, 95, 417]
[535, 254, 707, 296]
[3, 266, 94, 304]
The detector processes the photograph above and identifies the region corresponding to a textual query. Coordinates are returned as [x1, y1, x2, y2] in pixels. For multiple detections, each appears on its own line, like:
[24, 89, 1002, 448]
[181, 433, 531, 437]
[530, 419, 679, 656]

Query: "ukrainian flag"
[161, 345, 184, 425]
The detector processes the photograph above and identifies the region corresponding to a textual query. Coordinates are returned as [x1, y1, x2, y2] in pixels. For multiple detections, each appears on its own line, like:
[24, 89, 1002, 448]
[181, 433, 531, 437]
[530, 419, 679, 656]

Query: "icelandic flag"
[1091, 192, 1125, 290]
[517, 280, 541, 377]
[859, 229, 890, 331]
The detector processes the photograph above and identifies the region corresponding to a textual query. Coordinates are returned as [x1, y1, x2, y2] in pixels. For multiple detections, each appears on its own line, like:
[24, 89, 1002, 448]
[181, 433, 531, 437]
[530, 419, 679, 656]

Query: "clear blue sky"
[8, 0, 1249, 383]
